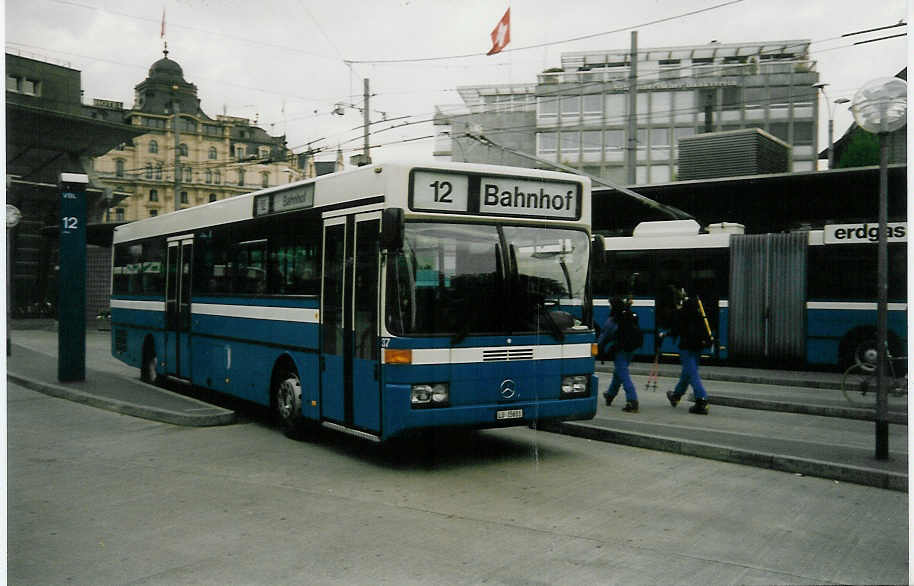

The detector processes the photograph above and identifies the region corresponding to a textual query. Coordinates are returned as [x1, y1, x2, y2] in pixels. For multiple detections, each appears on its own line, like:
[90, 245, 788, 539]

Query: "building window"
[115, 208, 125, 222]
[214, 170, 221, 184]
[259, 146, 271, 159]
[145, 163, 153, 179]
[538, 132, 557, 153]
[650, 128, 670, 147]
[262, 172, 270, 188]
[115, 159, 125, 177]
[7, 75, 41, 96]
[179, 143, 188, 157]
[722, 87, 742, 111]
[149, 140, 158, 154]
[238, 168, 245, 186]
[560, 95, 581, 116]
[184, 167, 192, 183]
[560, 131, 579, 156]
[209, 147, 217, 160]
[582, 130, 602, 152]
[538, 96, 559, 117]
[794, 121, 814, 146]
[155, 163, 163, 180]
[659, 59, 681, 80]
[182, 119, 197, 132]
[605, 94, 626, 120]
[6, 75, 17, 91]
[180, 191, 189, 204]
[605, 129, 624, 150]
[149, 189, 158, 202]
[205, 169, 212, 184]
[582, 94, 602, 115]
[149, 209, 158, 217]
[769, 86, 790, 108]
[209, 193, 217, 202]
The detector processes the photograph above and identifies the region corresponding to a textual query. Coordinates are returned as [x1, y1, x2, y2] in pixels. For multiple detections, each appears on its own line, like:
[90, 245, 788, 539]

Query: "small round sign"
[6, 204, 21, 229]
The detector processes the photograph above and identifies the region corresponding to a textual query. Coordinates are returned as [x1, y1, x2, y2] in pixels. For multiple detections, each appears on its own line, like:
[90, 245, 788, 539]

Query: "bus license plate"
[496, 409, 524, 420]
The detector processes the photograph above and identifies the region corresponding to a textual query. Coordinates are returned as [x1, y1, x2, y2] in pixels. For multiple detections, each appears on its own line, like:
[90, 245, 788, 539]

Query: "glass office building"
[435, 40, 819, 185]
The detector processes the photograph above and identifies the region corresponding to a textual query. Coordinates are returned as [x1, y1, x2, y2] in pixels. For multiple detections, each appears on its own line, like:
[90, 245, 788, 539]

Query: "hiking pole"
[696, 296, 714, 344]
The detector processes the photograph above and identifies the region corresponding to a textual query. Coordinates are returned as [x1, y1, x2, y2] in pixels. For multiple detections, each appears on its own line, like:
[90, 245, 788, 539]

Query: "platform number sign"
[58, 175, 88, 382]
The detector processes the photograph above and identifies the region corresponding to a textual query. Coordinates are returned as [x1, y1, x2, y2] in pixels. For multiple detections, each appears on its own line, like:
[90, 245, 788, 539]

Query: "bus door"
[165, 236, 194, 379]
[320, 213, 382, 434]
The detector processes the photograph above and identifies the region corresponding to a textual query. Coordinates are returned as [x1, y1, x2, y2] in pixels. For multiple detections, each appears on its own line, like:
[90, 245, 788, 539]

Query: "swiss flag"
[487, 8, 510, 56]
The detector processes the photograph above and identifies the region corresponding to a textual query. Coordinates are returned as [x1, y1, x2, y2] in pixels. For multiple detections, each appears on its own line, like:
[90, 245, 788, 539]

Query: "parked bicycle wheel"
[841, 363, 877, 407]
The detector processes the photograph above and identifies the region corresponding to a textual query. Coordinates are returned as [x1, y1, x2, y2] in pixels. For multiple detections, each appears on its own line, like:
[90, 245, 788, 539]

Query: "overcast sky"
[5, 0, 910, 166]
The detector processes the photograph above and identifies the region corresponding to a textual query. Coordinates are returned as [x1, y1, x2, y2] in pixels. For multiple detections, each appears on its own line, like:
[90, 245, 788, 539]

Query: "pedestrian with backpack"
[665, 289, 712, 414]
[598, 296, 643, 412]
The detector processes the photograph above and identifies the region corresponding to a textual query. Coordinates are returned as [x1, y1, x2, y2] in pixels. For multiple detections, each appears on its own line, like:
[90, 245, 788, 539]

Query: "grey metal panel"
[729, 234, 767, 358]
[729, 233, 806, 363]
[679, 129, 790, 180]
[766, 233, 807, 362]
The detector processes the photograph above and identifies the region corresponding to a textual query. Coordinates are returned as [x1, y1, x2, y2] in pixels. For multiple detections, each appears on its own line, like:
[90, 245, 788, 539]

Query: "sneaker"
[603, 393, 614, 407]
[666, 391, 682, 407]
[622, 400, 639, 413]
[689, 399, 709, 415]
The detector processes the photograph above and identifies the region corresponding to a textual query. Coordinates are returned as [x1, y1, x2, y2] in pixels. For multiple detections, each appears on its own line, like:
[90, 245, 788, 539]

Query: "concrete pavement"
[6, 322, 907, 491]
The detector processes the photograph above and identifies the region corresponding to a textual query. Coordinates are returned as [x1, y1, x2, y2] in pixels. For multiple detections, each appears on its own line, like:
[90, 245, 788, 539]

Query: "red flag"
[487, 8, 510, 56]
[160, 7, 166, 39]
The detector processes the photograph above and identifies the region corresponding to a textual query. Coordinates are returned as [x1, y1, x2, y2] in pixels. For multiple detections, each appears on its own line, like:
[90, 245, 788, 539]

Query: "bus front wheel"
[273, 369, 306, 439]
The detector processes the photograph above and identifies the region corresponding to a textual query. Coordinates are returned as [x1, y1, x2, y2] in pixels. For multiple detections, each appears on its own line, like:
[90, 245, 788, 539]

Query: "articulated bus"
[592, 219, 907, 369]
[111, 162, 598, 441]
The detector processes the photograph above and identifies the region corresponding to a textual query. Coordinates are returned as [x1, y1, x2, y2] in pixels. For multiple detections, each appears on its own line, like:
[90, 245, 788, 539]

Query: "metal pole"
[363, 78, 371, 164]
[827, 117, 834, 169]
[874, 130, 889, 459]
[625, 31, 637, 185]
[173, 96, 181, 212]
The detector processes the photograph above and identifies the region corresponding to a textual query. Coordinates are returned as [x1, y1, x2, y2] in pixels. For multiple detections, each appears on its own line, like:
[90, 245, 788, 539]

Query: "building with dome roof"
[92, 50, 303, 222]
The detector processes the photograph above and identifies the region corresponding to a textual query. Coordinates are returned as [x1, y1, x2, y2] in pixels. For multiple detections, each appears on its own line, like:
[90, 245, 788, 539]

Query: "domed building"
[92, 50, 303, 222]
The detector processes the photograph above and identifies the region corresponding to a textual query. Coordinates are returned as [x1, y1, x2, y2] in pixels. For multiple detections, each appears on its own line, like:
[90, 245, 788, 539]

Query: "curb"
[597, 364, 844, 390]
[709, 394, 908, 425]
[8, 372, 236, 427]
[541, 421, 907, 492]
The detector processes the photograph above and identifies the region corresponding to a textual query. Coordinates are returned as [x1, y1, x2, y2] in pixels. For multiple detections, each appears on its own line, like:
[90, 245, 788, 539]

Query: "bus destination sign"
[411, 170, 580, 220]
[254, 183, 315, 216]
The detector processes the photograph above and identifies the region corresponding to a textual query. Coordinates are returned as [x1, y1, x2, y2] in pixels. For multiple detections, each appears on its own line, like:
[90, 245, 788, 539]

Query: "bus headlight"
[411, 383, 449, 408]
[560, 375, 589, 397]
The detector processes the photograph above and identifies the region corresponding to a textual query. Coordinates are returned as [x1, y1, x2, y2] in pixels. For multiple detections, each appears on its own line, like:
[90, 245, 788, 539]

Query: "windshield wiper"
[537, 302, 565, 341]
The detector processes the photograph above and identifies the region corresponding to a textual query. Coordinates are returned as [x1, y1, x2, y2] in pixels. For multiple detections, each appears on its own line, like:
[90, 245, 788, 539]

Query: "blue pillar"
[58, 173, 88, 382]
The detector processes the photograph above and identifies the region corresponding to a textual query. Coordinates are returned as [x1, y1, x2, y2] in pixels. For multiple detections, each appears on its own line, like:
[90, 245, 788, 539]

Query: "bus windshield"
[386, 222, 590, 337]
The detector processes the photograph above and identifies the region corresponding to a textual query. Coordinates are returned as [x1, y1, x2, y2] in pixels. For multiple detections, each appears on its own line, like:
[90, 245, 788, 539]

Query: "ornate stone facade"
[92, 51, 302, 222]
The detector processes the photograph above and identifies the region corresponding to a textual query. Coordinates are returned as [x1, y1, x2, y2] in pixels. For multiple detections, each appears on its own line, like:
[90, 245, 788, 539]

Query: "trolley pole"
[363, 78, 371, 165]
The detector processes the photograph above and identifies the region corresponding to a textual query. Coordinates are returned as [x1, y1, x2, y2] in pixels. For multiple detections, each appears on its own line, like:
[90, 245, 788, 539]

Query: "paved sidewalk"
[6, 324, 908, 491]
[543, 362, 908, 491]
[7, 326, 234, 427]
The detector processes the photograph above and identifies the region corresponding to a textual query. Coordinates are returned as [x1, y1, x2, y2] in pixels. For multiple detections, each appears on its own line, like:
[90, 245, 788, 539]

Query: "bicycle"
[841, 343, 908, 407]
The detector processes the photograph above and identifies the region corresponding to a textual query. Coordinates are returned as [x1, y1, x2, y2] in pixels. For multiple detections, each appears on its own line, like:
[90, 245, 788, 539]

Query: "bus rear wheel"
[273, 370, 306, 439]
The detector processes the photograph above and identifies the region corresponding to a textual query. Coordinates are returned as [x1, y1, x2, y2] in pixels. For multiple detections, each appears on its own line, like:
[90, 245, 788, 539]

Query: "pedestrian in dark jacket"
[598, 296, 640, 412]
[665, 291, 711, 414]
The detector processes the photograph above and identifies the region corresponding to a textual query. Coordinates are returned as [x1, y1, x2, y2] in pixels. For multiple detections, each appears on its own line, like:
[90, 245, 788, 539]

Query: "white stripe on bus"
[193, 303, 320, 323]
[807, 301, 907, 311]
[390, 343, 593, 365]
[110, 299, 166, 312]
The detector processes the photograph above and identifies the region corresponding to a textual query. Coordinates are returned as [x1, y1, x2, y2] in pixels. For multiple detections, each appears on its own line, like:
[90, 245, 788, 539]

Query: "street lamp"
[850, 76, 907, 461]
[7, 204, 21, 356]
[813, 83, 849, 169]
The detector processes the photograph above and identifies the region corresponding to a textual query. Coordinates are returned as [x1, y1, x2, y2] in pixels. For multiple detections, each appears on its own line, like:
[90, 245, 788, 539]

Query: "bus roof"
[113, 161, 591, 244]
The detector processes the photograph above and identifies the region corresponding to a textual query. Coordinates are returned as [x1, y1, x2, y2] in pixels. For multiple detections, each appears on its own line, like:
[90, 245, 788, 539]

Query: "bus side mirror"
[381, 207, 404, 251]
[591, 235, 605, 266]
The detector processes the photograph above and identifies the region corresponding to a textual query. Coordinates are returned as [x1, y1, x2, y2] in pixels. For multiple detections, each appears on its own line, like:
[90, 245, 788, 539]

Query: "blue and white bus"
[593, 219, 907, 369]
[111, 162, 598, 441]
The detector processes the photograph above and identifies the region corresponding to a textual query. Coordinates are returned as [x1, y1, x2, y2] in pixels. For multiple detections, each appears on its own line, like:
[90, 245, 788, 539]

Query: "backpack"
[617, 309, 643, 352]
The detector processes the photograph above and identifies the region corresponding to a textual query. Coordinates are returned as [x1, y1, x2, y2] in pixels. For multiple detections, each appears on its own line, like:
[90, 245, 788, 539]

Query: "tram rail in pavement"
[6, 323, 907, 491]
